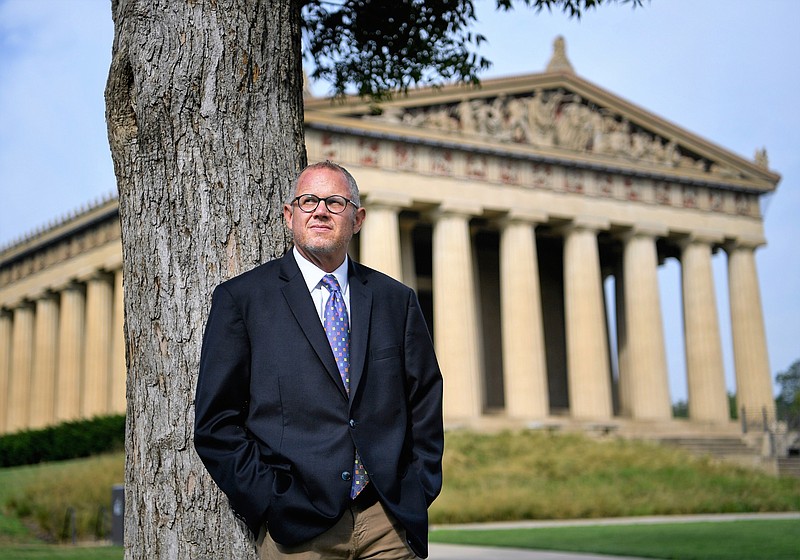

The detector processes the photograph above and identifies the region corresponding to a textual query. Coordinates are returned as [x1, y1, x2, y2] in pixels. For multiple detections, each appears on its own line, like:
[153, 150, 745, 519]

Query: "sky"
[0, 0, 797, 403]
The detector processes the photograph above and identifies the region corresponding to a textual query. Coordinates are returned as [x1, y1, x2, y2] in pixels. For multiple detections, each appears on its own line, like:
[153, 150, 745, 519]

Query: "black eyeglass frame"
[291, 194, 359, 214]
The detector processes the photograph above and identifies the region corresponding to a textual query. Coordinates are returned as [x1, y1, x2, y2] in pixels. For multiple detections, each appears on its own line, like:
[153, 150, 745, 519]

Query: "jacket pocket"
[370, 345, 401, 361]
[272, 467, 293, 496]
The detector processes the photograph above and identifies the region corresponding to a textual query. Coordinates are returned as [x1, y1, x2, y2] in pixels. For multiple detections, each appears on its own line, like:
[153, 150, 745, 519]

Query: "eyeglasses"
[291, 194, 358, 214]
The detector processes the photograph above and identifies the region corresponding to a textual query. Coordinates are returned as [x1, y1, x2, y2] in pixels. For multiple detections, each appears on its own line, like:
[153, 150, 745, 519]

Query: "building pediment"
[304, 40, 779, 194]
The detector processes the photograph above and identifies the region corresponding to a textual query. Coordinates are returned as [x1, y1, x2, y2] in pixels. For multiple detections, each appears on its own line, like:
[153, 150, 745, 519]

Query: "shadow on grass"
[0, 544, 122, 560]
[430, 519, 800, 560]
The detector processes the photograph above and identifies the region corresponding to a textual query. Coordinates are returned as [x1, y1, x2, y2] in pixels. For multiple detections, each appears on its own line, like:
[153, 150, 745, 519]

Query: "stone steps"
[653, 435, 780, 473]
[777, 457, 800, 479]
[657, 436, 755, 458]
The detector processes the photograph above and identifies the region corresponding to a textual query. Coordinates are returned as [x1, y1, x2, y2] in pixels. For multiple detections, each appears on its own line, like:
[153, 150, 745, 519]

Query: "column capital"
[13, 299, 35, 312]
[53, 279, 86, 294]
[557, 214, 609, 235]
[429, 199, 483, 220]
[33, 290, 60, 303]
[79, 269, 114, 284]
[618, 222, 668, 241]
[362, 190, 412, 209]
[723, 234, 766, 252]
[676, 229, 724, 249]
[500, 208, 548, 227]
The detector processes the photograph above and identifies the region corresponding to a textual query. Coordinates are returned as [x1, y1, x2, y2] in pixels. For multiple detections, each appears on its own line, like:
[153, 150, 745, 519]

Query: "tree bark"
[105, 1, 305, 557]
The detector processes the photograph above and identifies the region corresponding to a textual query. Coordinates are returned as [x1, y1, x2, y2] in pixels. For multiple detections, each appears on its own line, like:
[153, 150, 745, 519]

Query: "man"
[194, 161, 444, 559]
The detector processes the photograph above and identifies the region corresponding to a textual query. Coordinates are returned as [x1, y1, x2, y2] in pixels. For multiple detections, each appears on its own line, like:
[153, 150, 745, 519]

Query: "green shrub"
[4, 452, 124, 542]
[430, 430, 800, 523]
[3, 429, 800, 545]
[0, 415, 125, 468]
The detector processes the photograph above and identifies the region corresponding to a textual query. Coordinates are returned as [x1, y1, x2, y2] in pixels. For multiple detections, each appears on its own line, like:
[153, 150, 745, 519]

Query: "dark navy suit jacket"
[194, 252, 444, 557]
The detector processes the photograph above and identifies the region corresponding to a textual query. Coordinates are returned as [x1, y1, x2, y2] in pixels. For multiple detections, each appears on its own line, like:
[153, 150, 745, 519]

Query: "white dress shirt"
[292, 247, 351, 323]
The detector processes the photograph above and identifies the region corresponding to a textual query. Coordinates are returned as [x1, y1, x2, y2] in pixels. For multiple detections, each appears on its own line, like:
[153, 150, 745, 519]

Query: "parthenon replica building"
[0, 39, 779, 435]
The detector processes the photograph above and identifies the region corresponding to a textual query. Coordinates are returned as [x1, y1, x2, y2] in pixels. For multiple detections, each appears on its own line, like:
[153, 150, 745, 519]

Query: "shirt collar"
[292, 247, 349, 294]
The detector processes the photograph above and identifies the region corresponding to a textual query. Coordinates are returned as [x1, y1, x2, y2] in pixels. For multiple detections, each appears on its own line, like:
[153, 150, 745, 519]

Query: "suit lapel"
[279, 254, 348, 400]
[347, 261, 372, 401]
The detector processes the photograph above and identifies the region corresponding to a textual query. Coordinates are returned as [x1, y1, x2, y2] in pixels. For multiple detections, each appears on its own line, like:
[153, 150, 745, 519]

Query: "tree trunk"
[105, 1, 305, 557]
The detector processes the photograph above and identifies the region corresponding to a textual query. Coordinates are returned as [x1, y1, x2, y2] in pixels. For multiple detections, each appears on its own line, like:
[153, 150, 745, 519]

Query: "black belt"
[352, 482, 378, 508]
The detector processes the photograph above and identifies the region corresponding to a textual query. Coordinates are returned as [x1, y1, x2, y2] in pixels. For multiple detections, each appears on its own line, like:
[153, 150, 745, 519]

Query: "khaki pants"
[258, 487, 419, 560]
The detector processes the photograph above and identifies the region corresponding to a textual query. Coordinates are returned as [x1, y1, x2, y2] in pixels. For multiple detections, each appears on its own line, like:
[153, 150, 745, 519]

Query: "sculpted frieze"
[499, 160, 521, 185]
[358, 138, 380, 167]
[0, 219, 121, 288]
[367, 89, 741, 179]
[531, 163, 555, 190]
[394, 144, 416, 172]
[305, 131, 761, 219]
[320, 133, 342, 162]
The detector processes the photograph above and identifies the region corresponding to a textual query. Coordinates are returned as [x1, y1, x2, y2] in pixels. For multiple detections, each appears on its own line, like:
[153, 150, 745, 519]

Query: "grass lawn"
[1, 431, 798, 557]
[430, 431, 800, 524]
[0, 545, 122, 560]
[430, 518, 800, 560]
[2, 519, 798, 559]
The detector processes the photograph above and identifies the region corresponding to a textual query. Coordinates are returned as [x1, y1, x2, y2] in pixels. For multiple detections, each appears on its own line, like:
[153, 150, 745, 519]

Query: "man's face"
[283, 166, 366, 271]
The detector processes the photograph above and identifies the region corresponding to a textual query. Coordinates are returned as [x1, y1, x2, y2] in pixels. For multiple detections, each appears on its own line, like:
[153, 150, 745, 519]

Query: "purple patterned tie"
[321, 274, 368, 498]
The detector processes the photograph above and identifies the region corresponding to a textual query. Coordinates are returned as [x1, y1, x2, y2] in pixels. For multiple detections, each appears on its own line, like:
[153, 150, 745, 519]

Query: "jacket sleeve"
[404, 289, 444, 506]
[193, 283, 272, 534]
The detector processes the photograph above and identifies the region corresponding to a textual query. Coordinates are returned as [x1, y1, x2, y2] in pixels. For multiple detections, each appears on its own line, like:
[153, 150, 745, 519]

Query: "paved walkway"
[429, 543, 648, 559]
[427, 512, 800, 560]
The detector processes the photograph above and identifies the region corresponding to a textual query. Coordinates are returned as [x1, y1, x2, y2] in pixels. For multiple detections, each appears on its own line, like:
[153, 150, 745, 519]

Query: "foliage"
[2, 431, 798, 545]
[2, 453, 124, 543]
[0, 416, 125, 468]
[301, 0, 643, 99]
[671, 396, 737, 420]
[728, 391, 738, 420]
[430, 519, 800, 560]
[430, 430, 800, 524]
[776, 359, 800, 427]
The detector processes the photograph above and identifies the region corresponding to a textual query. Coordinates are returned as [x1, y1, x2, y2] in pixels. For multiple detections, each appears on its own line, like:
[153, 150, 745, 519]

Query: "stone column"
[359, 192, 410, 282]
[111, 269, 127, 414]
[57, 282, 86, 422]
[725, 238, 775, 422]
[562, 217, 613, 420]
[30, 293, 60, 428]
[432, 203, 483, 420]
[680, 235, 729, 423]
[83, 271, 114, 417]
[620, 226, 672, 420]
[499, 210, 549, 419]
[8, 302, 35, 432]
[0, 310, 13, 433]
[399, 218, 417, 291]
[614, 260, 631, 417]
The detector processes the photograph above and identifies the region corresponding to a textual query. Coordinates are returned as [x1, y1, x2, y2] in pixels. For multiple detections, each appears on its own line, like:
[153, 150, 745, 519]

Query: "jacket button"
[349, 419, 356, 428]
[341, 471, 352, 481]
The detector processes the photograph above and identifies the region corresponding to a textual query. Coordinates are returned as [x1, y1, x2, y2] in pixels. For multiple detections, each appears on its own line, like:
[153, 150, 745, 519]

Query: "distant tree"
[672, 394, 738, 420]
[672, 400, 688, 418]
[728, 392, 738, 420]
[775, 360, 800, 427]
[303, 0, 643, 99]
[105, 1, 642, 558]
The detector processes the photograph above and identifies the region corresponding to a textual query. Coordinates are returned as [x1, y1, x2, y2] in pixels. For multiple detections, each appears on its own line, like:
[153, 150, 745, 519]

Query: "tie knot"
[321, 274, 342, 294]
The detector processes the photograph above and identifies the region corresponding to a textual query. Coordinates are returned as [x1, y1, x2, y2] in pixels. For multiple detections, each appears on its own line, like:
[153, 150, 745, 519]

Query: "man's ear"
[283, 204, 293, 228]
[352, 206, 366, 234]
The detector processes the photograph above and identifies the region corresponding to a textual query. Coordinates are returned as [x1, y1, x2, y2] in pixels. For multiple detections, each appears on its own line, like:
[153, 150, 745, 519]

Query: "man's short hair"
[289, 161, 361, 207]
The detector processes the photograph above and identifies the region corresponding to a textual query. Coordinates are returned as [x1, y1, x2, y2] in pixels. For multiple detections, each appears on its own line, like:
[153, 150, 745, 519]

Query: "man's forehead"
[297, 167, 348, 191]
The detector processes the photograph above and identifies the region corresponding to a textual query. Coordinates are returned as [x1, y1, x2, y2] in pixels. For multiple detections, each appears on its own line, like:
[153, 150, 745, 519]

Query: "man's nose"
[312, 201, 332, 217]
